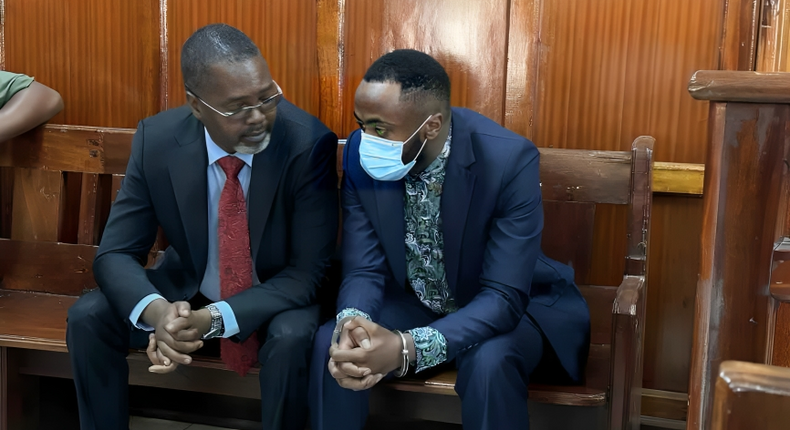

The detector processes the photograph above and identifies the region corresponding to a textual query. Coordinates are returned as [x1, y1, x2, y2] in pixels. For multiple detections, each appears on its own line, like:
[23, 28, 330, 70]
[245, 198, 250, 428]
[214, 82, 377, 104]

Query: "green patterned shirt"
[338, 127, 455, 373]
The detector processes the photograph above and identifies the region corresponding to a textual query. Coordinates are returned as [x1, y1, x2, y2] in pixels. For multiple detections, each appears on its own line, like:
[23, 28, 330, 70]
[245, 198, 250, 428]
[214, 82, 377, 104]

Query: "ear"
[186, 93, 204, 120]
[423, 113, 444, 140]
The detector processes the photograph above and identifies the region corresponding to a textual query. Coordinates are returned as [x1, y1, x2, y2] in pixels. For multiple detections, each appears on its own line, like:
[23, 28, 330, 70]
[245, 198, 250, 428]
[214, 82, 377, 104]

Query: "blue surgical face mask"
[359, 115, 435, 181]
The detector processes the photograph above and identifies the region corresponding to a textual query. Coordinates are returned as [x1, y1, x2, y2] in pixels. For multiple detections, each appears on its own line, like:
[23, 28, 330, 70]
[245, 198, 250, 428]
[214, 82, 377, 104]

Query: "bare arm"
[0, 81, 64, 142]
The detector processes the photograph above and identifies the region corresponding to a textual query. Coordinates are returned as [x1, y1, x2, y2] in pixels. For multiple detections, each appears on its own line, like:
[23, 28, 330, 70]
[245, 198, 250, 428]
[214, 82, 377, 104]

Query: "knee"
[456, 338, 541, 394]
[260, 319, 319, 364]
[67, 290, 112, 334]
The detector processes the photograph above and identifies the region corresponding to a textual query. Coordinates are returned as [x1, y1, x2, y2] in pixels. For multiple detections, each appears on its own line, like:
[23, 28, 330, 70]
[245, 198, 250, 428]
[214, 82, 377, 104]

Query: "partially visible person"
[0, 70, 63, 142]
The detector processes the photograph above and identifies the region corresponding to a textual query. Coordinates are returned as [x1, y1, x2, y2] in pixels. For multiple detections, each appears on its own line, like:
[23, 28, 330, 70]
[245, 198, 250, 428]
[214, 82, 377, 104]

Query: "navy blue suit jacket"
[93, 101, 339, 342]
[337, 107, 590, 382]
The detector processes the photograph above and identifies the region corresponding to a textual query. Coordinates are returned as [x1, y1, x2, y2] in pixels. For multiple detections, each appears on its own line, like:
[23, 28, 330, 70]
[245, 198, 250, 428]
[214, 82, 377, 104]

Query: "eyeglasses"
[186, 81, 282, 118]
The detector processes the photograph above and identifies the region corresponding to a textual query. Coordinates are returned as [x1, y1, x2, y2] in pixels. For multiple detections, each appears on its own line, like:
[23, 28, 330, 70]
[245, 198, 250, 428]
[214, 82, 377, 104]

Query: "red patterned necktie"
[217, 156, 259, 376]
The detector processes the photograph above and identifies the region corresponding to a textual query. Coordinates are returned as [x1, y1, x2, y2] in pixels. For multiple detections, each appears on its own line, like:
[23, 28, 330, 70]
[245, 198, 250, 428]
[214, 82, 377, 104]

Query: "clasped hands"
[328, 317, 409, 391]
[141, 299, 212, 374]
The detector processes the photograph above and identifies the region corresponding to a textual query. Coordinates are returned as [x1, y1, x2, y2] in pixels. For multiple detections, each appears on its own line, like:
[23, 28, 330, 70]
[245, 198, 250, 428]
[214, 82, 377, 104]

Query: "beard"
[235, 133, 271, 155]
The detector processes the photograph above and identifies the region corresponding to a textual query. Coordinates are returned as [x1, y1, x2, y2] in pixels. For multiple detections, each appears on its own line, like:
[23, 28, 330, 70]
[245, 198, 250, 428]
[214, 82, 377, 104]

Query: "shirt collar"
[205, 128, 254, 168]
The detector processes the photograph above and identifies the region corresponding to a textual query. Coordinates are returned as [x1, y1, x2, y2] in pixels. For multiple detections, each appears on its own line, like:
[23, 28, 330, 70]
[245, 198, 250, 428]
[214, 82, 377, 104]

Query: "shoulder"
[452, 107, 539, 170]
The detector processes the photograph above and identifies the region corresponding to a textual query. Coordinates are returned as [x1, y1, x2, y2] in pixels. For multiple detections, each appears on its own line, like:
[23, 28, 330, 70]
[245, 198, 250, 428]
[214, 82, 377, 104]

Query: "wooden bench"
[711, 360, 790, 430]
[0, 125, 654, 429]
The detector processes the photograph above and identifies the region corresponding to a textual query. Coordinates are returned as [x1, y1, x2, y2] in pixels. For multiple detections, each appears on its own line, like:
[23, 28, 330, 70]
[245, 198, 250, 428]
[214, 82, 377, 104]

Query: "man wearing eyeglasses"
[66, 23, 338, 430]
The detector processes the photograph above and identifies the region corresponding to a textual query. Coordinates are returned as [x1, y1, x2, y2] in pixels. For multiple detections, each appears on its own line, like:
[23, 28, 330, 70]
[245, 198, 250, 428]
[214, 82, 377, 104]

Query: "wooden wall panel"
[340, 0, 510, 137]
[644, 195, 703, 392]
[3, 0, 160, 128]
[534, 0, 723, 164]
[165, 0, 320, 117]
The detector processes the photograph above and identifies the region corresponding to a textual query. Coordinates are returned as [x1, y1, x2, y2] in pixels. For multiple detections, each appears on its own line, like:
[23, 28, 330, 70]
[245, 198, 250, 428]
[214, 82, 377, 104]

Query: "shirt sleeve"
[336, 307, 372, 322]
[129, 293, 165, 330]
[213, 300, 240, 338]
[0, 71, 34, 108]
[407, 326, 449, 373]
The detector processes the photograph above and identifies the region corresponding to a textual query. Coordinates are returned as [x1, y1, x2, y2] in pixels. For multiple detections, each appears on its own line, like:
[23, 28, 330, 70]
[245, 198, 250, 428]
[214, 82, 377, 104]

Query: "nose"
[245, 106, 267, 125]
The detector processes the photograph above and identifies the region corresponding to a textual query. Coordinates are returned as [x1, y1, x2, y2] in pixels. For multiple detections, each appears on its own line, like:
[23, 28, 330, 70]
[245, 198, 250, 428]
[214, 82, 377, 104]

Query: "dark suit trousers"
[308, 285, 558, 430]
[66, 289, 319, 430]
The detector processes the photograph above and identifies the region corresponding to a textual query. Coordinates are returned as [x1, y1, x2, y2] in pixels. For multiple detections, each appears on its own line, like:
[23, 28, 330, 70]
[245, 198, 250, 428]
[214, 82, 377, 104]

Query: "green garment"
[0, 71, 34, 108]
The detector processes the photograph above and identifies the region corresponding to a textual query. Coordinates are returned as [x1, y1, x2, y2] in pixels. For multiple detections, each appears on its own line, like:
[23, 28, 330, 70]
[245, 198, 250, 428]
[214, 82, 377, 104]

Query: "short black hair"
[364, 49, 451, 108]
[181, 23, 261, 93]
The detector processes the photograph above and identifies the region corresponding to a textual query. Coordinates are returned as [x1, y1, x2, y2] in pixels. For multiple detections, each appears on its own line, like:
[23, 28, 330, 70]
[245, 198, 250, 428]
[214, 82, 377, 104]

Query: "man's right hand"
[140, 299, 203, 365]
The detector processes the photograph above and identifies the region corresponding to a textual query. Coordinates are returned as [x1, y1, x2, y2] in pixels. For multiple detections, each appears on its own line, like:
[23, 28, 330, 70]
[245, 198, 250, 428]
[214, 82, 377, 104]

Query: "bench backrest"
[711, 360, 790, 430]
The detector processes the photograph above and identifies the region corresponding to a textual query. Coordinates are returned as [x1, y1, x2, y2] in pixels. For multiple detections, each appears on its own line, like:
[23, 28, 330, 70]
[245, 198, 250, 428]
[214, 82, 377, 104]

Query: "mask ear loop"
[402, 115, 435, 164]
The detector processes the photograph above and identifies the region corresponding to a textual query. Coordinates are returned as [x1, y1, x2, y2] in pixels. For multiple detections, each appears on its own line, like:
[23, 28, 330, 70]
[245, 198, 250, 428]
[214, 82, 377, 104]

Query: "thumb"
[344, 317, 375, 348]
[174, 301, 192, 318]
[349, 326, 371, 349]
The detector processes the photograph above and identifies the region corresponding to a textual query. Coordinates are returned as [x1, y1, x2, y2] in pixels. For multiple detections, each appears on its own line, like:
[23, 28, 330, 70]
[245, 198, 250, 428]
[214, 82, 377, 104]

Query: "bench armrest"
[608, 275, 646, 430]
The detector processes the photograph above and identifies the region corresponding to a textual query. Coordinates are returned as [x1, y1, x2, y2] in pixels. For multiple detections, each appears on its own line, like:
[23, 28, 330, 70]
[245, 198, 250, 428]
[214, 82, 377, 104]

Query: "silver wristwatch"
[202, 304, 224, 340]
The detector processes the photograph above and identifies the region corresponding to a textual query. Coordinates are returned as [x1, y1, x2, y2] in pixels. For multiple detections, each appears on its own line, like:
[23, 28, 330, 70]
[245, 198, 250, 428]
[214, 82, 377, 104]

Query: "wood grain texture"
[0, 125, 135, 175]
[534, 0, 721, 164]
[755, 0, 790, 72]
[0, 291, 75, 353]
[504, 0, 541, 139]
[689, 70, 790, 102]
[10, 168, 61, 242]
[644, 195, 702, 393]
[0, 240, 96, 295]
[689, 102, 790, 430]
[165, 0, 320, 117]
[316, 0, 346, 133]
[340, 0, 510, 137]
[773, 303, 790, 367]
[542, 201, 595, 284]
[3, 0, 160, 127]
[711, 360, 790, 430]
[719, 0, 761, 71]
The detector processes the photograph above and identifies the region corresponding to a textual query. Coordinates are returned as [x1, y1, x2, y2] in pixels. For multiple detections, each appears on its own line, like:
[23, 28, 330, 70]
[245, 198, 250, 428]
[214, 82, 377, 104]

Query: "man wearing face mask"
[66, 24, 338, 430]
[308, 49, 590, 430]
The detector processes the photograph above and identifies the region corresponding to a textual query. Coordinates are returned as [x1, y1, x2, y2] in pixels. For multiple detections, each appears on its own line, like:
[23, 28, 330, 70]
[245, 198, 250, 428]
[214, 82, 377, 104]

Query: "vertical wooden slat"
[10, 168, 62, 242]
[719, 0, 761, 71]
[0, 167, 12, 238]
[77, 173, 99, 245]
[317, 0, 346, 133]
[504, 0, 541, 140]
[57, 171, 82, 244]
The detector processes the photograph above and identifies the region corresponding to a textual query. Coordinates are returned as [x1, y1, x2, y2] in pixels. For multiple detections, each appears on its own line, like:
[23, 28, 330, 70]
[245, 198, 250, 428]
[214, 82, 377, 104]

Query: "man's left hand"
[166, 308, 213, 342]
[329, 317, 403, 376]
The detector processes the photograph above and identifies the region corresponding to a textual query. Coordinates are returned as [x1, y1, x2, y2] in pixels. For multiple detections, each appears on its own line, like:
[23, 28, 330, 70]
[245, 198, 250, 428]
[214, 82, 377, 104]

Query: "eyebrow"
[353, 111, 391, 127]
[222, 82, 277, 105]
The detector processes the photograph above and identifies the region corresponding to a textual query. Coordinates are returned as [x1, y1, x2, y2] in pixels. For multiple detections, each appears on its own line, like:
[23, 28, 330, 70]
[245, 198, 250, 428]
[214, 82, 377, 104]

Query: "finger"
[343, 316, 378, 335]
[328, 358, 349, 379]
[146, 334, 162, 365]
[337, 373, 383, 391]
[170, 338, 204, 354]
[337, 360, 371, 378]
[173, 328, 201, 342]
[149, 362, 179, 374]
[156, 348, 170, 366]
[165, 316, 193, 335]
[157, 340, 193, 365]
[330, 346, 367, 364]
[174, 301, 192, 318]
[349, 326, 371, 350]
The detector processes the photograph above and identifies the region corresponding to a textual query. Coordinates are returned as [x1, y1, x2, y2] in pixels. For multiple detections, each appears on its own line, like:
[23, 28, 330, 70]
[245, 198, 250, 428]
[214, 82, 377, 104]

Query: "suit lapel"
[168, 115, 209, 277]
[249, 114, 289, 265]
[441, 115, 476, 292]
[374, 179, 407, 287]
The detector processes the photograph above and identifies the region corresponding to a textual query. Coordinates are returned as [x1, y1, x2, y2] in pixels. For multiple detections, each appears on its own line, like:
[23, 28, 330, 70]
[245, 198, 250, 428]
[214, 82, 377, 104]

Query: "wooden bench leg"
[0, 347, 40, 430]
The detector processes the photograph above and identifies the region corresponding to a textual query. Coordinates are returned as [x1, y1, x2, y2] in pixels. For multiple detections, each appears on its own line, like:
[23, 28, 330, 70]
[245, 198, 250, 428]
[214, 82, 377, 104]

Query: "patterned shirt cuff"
[407, 326, 448, 373]
[336, 307, 371, 323]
